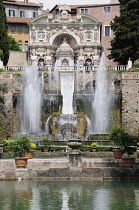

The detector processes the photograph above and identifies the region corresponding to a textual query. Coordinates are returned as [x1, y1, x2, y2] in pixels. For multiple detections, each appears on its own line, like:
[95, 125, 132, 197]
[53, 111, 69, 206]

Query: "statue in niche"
[31, 30, 36, 41]
[62, 37, 68, 44]
[94, 30, 99, 42]
[46, 30, 50, 41]
[80, 28, 84, 41]
[93, 50, 99, 62]
[31, 50, 37, 60]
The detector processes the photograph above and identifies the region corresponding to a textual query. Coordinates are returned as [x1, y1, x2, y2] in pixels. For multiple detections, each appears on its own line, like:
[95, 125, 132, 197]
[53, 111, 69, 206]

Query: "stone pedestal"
[69, 150, 82, 177]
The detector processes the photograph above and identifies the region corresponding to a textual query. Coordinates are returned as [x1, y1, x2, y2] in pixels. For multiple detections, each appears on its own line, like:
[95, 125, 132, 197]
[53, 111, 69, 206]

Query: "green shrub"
[133, 59, 139, 68]
[7, 136, 31, 157]
[108, 125, 138, 156]
[97, 146, 112, 152]
[49, 146, 66, 152]
[79, 146, 91, 152]
[0, 68, 4, 72]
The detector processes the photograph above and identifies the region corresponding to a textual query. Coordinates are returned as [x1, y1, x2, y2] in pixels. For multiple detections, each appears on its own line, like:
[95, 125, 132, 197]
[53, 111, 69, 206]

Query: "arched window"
[18, 40, 22, 50]
[24, 41, 28, 52]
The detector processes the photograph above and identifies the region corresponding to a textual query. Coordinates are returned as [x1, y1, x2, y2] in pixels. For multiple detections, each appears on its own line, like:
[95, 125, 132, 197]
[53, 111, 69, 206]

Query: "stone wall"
[7, 51, 28, 67]
[122, 72, 139, 134]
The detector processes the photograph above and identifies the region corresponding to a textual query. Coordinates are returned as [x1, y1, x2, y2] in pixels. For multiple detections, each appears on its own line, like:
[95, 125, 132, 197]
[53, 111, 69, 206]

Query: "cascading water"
[60, 72, 74, 114]
[53, 60, 59, 94]
[20, 61, 42, 133]
[93, 53, 109, 134]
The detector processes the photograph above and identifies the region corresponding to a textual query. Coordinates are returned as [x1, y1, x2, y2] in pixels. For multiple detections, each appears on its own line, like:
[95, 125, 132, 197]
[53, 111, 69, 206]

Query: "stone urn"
[122, 157, 135, 167]
[67, 139, 81, 150]
[112, 148, 122, 159]
[15, 157, 28, 168]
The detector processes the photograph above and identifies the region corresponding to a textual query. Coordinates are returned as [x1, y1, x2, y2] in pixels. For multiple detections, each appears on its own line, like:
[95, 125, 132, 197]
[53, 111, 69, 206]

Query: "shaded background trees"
[108, 0, 139, 65]
[0, 0, 9, 65]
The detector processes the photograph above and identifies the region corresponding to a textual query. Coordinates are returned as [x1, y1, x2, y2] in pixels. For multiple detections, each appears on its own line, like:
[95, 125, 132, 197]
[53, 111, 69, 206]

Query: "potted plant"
[24, 143, 36, 159]
[108, 125, 124, 158]
[41, 137, 51, 152]
[91, 143, 97, 152]
[108, 125, 138, 166]
[8, 136, 31, 168]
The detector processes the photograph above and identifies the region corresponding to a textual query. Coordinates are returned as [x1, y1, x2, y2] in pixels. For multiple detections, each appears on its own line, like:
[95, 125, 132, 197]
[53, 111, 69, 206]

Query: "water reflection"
[0, 180, 139, 210]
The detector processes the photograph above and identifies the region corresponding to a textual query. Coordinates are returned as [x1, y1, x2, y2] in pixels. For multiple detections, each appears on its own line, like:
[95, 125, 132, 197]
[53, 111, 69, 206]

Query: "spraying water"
[93, 53, 108, 133]
[60, 72, 74, 114]
[21, 62, 42, 133]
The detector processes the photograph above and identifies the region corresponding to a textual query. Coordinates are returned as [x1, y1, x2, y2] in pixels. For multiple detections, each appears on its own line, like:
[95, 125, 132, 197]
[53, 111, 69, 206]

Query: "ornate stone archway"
[28, 5, 102, 68]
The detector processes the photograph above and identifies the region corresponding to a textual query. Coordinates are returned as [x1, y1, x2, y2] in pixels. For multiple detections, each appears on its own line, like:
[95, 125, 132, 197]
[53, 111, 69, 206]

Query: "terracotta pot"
[91, 147, 97, 152]
[122, 157, 135, 167]
[112, 148, 122, 159]
[43, 147, 49, 152]
[24, 150, 34, 159]
[15, 157, 28, 168]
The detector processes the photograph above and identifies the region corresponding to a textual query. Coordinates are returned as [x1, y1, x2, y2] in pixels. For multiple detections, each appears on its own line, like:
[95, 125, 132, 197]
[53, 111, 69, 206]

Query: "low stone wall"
[1, 152, 114, 159]
[0, 158, 139, 180]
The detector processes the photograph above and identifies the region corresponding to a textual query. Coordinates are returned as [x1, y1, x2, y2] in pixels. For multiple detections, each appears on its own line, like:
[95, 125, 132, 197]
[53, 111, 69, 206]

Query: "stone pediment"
[77, 14, 101, 24]
[29, 13, 53, 24]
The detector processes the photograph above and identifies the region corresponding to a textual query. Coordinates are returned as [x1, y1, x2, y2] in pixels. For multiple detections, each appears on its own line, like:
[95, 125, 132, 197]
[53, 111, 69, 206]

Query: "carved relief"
[85, 29, 93, 41]
[37, 30, 45, 39]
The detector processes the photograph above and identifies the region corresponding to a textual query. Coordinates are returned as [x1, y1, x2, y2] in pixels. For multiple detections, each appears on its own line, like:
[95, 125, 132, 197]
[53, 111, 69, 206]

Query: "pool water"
[0, 180, 139, 210]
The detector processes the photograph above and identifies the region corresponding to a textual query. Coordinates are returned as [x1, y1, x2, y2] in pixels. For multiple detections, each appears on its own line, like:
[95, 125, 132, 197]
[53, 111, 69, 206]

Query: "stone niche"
[50, 112, 87, 139]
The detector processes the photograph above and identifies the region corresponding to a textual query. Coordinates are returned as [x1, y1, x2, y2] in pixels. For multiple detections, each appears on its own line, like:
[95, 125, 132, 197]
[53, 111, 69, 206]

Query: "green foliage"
[0, 1, 9, 65]
[0, 68, 4, 72]
[7, 136, 31, 157]
[133, 59, 139, 68]
[0, 49, 3, 59]
[91, 143, 97, 147]
[49, 146, 66, 152]
[41, 137, 51, 146]
[79, 146, 91, 152]
[108, 0, 139, 64]
[8, 35, 21, 51]
[108, 125, 138, 156]
[97, 146, 112, 152]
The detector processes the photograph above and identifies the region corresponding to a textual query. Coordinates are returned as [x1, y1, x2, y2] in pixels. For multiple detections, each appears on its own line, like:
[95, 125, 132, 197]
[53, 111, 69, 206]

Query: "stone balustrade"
[3, 65, 127, 72]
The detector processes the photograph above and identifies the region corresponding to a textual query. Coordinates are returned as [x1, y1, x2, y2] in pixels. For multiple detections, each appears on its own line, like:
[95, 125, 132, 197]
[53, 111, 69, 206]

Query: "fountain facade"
[13, 5, 119, 141]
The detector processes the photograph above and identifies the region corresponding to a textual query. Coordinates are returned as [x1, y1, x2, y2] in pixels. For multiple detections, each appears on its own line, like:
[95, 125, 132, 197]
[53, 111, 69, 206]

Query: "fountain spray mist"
[20, 62, 42, 133]
[93, 53, 108, 134]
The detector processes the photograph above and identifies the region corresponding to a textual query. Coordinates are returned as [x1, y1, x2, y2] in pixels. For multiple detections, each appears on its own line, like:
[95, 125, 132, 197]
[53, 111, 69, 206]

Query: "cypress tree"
[108, 0, 139, 65]
[0, 0, 9, 65]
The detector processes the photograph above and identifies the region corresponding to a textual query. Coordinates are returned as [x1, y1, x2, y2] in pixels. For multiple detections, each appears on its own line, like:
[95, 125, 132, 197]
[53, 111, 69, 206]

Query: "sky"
[25, 0, 111, 10]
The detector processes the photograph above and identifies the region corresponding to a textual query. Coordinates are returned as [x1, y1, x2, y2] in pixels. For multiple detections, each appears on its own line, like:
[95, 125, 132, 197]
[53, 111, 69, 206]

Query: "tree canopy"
[0, 0, 9, 65]
[108, 0, 139, 65]
[8, 36, 21, 51]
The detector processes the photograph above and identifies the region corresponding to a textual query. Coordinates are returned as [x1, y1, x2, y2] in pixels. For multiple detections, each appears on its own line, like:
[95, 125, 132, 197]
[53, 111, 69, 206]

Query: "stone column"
[68, 150, 82, 177]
